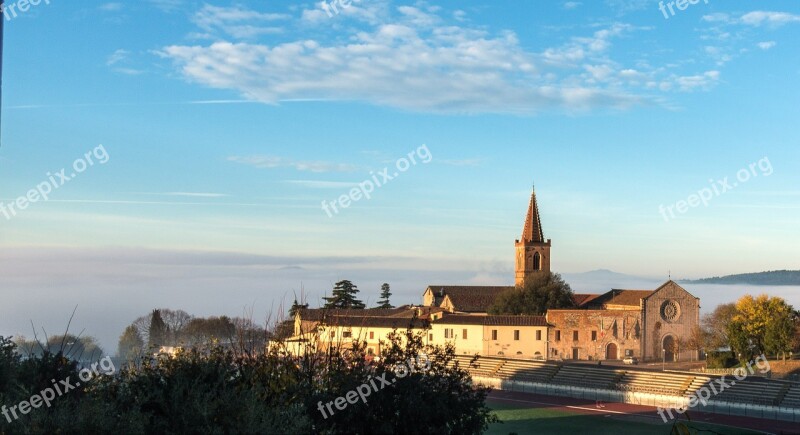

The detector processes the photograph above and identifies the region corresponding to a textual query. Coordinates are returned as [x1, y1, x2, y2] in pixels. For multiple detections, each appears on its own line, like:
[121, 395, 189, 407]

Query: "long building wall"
[546, 309, 643, 361]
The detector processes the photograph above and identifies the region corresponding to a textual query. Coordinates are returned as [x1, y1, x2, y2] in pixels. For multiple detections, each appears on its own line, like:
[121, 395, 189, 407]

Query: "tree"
[763, 298, 795, 362]
[322, 280, 365, 309]
[288, 299, 309, 317]
[377, 283, 393, 309]
[701, 303, 737, 351]
[686, 325, 706, 361]
[118, 325, 144, 360]
[148, 309, 168, 349]
[489, 272, 575, 315]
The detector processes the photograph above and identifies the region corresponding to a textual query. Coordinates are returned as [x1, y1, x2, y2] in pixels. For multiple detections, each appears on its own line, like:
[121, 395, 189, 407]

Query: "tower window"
[533, 252, 541, 271]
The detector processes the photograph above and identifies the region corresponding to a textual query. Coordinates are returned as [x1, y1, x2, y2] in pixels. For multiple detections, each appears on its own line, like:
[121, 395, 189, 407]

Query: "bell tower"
[515, 187, 551, 286]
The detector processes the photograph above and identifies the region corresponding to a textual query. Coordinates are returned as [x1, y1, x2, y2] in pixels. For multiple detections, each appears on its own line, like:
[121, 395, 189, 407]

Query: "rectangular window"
[492, 330, 498, 341]
[462, 329, 468, 340]
[342, 331, 352, 338]
[536, 330, 542, 341]
[591, 331, 597, 341]
[369, 331, 374, 340]
[330, 331, 335, 338]
[572, 331, 579, 341]
[555, 330, 561, 341]
[445, 328, 455, 339]
[429, 333, 433, 341]
[514, 330, 520, 341]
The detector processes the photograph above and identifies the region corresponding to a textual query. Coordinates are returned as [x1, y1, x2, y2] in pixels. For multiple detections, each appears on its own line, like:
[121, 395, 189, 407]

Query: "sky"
[1, 0, 799, 352]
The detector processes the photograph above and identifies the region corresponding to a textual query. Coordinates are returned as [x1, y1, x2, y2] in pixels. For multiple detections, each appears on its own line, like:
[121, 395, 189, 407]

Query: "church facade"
[423, 188, 701, 362]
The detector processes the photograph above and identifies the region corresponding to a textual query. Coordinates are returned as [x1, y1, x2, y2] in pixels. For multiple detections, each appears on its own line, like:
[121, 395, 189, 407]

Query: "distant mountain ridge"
[680, 270, 800, 286]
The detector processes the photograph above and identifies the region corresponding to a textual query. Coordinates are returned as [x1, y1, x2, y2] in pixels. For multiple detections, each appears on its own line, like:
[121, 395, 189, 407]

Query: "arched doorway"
[606, 343, 618, 360]
[663, 335, 676, 362]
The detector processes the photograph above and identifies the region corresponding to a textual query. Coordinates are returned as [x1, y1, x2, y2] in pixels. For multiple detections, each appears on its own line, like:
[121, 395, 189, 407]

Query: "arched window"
[533, 252, 541, 271]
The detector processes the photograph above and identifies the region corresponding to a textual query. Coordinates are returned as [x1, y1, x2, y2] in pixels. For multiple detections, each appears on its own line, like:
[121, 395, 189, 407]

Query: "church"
[421, 188, 701, 362]
[290, 188, 700, 362]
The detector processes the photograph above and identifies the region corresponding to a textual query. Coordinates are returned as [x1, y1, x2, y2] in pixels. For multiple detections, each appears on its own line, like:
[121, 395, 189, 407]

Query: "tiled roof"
[322, 316, 429, 329]
[583, 289, 654, 308]
[298, 307, 411, 321]
[572, 293, 601, 307]
[435, 314, 549, 327]
[426, 286, 513, 312]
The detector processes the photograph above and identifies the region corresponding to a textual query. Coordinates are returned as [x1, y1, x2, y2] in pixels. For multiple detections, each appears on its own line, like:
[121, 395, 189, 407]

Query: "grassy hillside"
[681, 270, 800, 286]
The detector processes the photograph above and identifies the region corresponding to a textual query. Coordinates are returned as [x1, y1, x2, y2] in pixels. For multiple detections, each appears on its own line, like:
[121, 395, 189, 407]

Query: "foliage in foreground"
[0, 329, 496, 434]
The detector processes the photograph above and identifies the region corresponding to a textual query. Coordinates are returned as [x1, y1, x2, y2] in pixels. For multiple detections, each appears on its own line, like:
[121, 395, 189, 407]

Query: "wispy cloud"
[227, 155, 358, 173]
[191, 4, 288, 39]
[757, 41, 776, 50]
[703, 10, 800, 28]
[283, 180, 359, 189]
[107, 49, 144, 75]
[99, 3, 123, 12]
[133, 192, 229, 198]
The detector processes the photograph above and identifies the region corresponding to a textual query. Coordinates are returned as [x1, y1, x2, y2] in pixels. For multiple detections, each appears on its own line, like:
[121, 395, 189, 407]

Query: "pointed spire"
[521, 187, 544, 243]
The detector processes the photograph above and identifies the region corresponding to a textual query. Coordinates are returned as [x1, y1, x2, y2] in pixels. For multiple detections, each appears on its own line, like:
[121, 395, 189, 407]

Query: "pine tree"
[377, 283, 393, 309]
[148, 309, 168, 349]
[288, 299, 309, 317]
[322, 280, 365, 309]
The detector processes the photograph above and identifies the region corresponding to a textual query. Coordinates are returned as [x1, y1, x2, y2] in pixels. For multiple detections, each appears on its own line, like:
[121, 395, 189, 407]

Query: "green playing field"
[486, 400, 764, 435]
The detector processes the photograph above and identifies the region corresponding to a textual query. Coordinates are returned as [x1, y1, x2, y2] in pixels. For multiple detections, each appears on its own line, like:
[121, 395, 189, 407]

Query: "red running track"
[487, 390, 800, 435]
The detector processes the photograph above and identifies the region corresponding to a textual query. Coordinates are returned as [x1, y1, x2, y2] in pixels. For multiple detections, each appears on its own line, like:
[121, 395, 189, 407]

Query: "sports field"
[487, 398, 765, 435]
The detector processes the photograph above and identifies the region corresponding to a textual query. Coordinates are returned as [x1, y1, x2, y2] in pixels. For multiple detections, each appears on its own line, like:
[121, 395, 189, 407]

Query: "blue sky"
[1, 0, 799, 350]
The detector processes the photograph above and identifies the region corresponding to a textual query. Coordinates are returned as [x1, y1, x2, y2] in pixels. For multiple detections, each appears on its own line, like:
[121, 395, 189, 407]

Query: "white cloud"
[757, 41, 776, 50]
[192, 5, 288, 39]
[704, 10, 800, 27]
[563, 2, 582, 10]
[674, 70, 720, 92]
[227, 156, 358, 173]
[99, 3, 123, 12]
[740, 11, 800, 27]
[156, 5, 730, 114]
[283, 180, 359, 189]
[107, 49, 144, 75]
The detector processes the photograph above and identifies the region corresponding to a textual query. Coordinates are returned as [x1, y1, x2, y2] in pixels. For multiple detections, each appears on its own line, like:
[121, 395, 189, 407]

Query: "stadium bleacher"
[445, 354, 800, 411]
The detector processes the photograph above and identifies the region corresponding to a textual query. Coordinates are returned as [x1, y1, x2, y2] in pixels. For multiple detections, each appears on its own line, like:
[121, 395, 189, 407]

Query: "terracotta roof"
[298, 307, 411, 321]
[572, 293, 601, 307]
[521, 189, 545, 243]
[322, 316, 429, 329]
[435, 314, 549, 327]
[427, 286, 513, 312]
[583, 289, 654, 308]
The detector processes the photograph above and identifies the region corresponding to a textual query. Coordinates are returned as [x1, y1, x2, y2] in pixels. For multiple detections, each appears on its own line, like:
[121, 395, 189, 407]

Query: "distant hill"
[680, 270, 800, 286]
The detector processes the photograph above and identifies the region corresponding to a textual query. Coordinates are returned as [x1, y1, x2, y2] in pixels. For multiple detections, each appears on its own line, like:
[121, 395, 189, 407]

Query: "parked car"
[623, 356, 639, 365]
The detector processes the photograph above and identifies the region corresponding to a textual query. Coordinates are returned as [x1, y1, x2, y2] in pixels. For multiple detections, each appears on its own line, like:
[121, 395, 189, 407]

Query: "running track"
[487, 390, 800, 434]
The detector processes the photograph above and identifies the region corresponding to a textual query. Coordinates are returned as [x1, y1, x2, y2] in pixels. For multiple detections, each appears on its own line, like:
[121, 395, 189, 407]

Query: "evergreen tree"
[118, 325, 144, 360]
[288, 299, 309, 317]
[377, 283, 393, 309]
[322, 280, 365, 309]
[148, 309, 168, 349]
